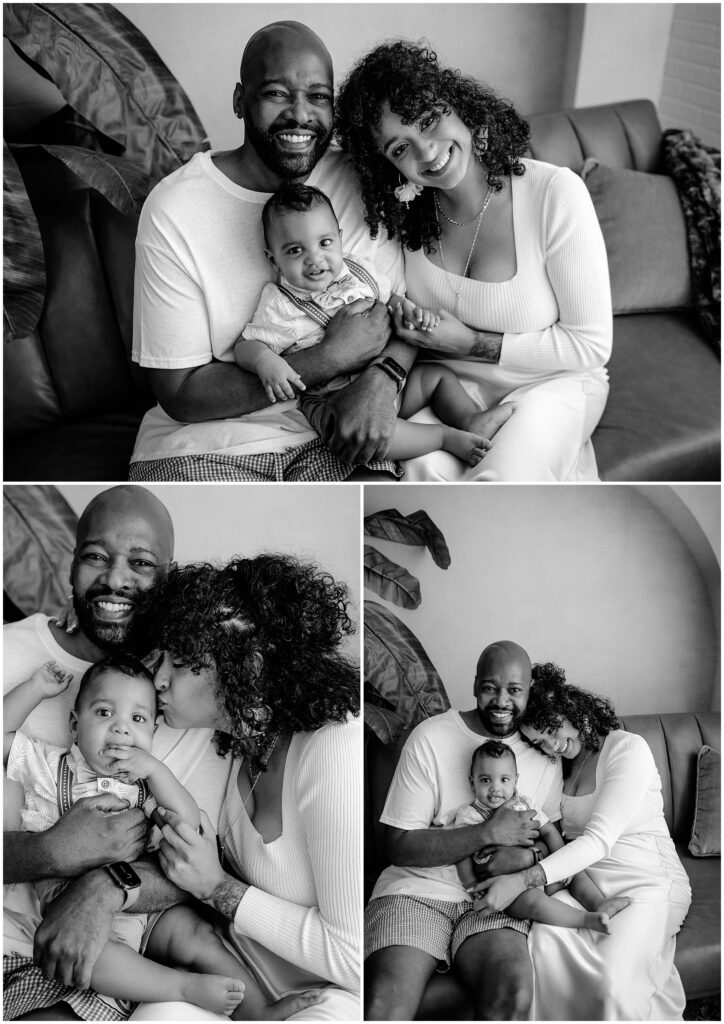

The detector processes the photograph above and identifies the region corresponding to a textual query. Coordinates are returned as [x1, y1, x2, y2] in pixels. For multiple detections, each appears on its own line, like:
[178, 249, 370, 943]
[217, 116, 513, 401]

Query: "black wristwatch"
[105, 861, 141, 909]
[372, 356, 407, 393]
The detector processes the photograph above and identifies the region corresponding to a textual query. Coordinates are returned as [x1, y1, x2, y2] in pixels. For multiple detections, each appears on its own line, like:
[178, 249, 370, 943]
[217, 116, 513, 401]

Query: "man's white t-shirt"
[3, 614, 231, 957]
[131, 147, 405, 463]
[372, 709, 563, 903]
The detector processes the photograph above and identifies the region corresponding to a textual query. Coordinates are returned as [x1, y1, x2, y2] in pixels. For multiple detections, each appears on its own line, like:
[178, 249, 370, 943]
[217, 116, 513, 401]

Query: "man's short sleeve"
[378, 732, 437, 831]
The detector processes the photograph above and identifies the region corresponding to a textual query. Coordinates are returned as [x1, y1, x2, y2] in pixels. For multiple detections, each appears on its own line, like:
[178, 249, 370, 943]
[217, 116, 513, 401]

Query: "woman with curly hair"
[145, 553, 361, 1020]
[335, 41, 612, 482]
[474, 665, 692, 1020]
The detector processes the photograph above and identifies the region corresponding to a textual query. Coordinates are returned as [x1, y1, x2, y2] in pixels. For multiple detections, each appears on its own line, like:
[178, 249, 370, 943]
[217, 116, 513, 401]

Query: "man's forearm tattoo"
[210, 878, 248, 921]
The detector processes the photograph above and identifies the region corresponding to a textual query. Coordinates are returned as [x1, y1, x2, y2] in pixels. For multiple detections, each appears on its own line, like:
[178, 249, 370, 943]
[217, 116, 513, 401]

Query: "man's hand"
[488, 807, 540, 847]
[318, 369, 398, 464]
[474, 845, 541, 879]
[317, 297, 391, 374]
[43, 794, 147, 874]
[34, 870, 122, 989]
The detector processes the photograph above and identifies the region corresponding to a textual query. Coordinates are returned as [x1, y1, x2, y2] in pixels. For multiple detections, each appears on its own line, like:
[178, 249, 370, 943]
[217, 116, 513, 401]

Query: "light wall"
[57, 484, 361, 648]
[363, 485, 720, 715]
[116, 2, 573, 148]
[571, 4, 675, 107]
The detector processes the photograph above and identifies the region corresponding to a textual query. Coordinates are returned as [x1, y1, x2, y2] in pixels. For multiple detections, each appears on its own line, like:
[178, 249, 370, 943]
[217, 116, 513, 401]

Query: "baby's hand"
[30, 661, 73, 698]
[257, 351, 306, 403]
[390, 298, 440, 333]
[104, 744, 157, 783]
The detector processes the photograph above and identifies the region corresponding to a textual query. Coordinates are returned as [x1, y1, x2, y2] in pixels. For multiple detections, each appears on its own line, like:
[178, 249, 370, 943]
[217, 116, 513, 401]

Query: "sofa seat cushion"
[3, 411, 147, 482]
[594, 312, 721, 480]
[673, 847, 721, 999]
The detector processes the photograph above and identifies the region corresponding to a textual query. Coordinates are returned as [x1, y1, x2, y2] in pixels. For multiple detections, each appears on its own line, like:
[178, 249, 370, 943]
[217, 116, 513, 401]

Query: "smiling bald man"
[130, 20, 412, 483]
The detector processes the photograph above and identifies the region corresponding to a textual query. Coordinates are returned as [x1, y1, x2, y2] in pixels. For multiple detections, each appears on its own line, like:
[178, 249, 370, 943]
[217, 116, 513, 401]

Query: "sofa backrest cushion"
[619, 712, 720, 844]
[527, 99, 663, 174]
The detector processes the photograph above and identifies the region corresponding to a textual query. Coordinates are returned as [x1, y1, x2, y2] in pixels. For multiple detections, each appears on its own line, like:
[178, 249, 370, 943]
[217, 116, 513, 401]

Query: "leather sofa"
[4, 101, 720, 481]
[365, 712, 720, 1016]
[527, 100, 720, 481]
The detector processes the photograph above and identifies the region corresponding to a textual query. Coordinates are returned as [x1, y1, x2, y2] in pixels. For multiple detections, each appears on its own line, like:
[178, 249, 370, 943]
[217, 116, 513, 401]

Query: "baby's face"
[266, 203, 344, 292]
[471, 754, 517, 809]
[70, 670, 156, 776]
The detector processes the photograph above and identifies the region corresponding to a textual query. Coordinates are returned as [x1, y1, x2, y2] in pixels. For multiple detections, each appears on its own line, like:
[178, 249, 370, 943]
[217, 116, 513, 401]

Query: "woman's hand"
[157, 807, 225, 900]
[391, 305, 476, 353]
[468, 871, 528, 913]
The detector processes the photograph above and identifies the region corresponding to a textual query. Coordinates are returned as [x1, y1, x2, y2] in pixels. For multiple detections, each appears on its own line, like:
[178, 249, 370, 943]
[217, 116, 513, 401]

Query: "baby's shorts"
[364, 894, 530, 972]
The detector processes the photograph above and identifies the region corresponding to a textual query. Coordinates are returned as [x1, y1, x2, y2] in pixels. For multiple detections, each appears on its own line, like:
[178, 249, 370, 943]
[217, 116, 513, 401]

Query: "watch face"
[109, 861, 141, 887]
[383, 357, 406, 379]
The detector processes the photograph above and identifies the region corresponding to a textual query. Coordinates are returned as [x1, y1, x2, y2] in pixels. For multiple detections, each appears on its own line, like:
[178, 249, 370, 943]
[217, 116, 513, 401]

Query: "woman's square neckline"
[422, 168, 521, 286]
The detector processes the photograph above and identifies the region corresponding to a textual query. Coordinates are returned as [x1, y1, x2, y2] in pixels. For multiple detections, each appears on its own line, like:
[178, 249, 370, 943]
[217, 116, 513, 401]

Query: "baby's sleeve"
[6, 732, 59, 790]
[241, 284, 302, 353]
[453, 803, 480, 828]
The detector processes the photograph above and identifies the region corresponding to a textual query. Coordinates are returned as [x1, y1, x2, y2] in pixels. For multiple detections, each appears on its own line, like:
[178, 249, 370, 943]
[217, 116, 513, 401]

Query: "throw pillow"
[580, 158, 692, 315]
[688, 744, 720, 857]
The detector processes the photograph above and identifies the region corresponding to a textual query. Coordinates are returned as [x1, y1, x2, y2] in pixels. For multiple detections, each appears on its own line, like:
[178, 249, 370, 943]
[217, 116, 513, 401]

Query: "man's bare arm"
[148, 298, 392, 422]
[4, 797, 147, 883]
[386, 807, 539, 869]
[33, 859, 188, 989]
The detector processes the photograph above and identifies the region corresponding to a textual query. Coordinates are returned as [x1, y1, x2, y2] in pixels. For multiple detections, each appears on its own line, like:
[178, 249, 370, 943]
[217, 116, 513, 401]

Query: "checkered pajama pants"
[128, 438, 402, 482]
[3, 953, 128, 1020]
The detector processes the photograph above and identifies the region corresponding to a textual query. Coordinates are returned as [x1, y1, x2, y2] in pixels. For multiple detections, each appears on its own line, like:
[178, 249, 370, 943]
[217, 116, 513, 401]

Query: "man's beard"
[246, 118, 332, 179]
[477, 706, 523, 737]
[72, 586, 155, 652]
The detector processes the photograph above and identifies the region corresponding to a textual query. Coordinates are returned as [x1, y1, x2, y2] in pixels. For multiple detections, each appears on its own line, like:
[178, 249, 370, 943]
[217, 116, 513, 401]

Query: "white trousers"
[402, 362, 610, 482]
[131, 987, 360, 1021]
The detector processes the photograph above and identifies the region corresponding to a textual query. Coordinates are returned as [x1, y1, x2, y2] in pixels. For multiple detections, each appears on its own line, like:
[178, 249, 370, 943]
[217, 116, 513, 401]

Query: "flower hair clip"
[394, 177, 423, 207]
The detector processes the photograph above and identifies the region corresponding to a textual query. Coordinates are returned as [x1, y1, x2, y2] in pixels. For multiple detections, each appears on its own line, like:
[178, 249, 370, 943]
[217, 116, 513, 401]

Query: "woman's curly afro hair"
[523, 663, 619, 753]
[335, 40, 530, 252]
[145, 554, 359, 766]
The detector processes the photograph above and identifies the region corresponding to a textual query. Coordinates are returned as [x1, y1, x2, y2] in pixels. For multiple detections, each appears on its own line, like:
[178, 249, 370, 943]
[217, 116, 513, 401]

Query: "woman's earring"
[394, 175, 423, 208]
[472, 126, 489, 159]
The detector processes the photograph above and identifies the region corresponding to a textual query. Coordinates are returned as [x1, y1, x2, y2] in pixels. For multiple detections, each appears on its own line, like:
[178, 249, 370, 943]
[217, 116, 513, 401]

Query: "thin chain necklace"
[567, 746, 592, 795]
[434, 186, 493, 310]
[435, 188, 492, 226]
[243, 730, 279, 807]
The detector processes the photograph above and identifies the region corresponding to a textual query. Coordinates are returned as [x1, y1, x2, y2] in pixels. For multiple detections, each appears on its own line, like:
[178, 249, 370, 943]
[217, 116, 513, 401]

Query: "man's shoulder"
[310, 146, 358, 188]
[139, 151, 217, 228]
[4, 613, 50, 651]
[405, 709, 461, 745]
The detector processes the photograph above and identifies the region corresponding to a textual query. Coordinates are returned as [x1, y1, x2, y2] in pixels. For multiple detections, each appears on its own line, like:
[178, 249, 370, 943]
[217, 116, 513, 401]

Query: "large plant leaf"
[3, 141, 45, 343]
[364, 600, 449, 742]
[364, 508, 451, 569]
[4, 3, 209, 178]
[3, 485, 78, 618]
[363, 703, 406, 746]
[364, 545, 421, 609]
[14, 142, 150, 215]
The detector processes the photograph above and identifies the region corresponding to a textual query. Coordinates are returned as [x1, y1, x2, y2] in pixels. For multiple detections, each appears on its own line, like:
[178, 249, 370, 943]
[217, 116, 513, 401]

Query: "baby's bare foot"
[260, 989, 323, 1020]
[465, 403, 515, 441]
[441, 427, 491, 465]
[181, 973, 244, 1015]
[598, 896, 631, 920]
[584, 911, 612, 934]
